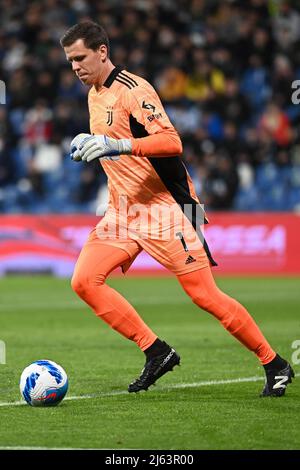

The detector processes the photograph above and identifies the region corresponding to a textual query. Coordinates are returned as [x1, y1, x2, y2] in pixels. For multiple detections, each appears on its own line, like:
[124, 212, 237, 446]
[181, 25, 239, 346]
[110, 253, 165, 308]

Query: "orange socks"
[177, 267, 276, 365]
[78, 281, 157, 350]
[72, 240, 276, 365]
[71, 243, 157, 350]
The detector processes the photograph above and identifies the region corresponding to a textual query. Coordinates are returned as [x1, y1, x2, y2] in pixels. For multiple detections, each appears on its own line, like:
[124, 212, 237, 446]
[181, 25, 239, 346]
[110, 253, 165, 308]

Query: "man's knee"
[71, 269, 106, 295]
[192, 292, 214, 311]
[71, 271, 87, 298]
[183, 284, 214, 311]
[184, 282, 241, 327]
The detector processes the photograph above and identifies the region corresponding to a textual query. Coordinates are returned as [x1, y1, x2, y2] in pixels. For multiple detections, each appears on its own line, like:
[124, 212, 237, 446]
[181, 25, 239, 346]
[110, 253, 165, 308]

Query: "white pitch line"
[0, 373, 298, 408]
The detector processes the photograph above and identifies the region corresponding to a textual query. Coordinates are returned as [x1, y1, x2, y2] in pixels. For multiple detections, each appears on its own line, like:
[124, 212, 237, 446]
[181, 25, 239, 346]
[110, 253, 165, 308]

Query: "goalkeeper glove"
[70, 133, 132, 162]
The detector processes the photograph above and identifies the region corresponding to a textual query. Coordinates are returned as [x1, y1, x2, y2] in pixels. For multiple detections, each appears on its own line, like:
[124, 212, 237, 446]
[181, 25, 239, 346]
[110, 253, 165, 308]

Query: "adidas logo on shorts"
[185, 255, 196, 264]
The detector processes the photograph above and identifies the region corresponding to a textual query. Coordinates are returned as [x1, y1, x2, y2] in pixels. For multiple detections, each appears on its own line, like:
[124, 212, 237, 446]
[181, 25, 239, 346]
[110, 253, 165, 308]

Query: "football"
[20, 359, 68, 407]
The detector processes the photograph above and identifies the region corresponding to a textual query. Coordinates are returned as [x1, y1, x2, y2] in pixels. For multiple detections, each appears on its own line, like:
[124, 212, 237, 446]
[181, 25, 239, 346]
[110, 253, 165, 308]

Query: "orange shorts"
[87, 208, 215, 276]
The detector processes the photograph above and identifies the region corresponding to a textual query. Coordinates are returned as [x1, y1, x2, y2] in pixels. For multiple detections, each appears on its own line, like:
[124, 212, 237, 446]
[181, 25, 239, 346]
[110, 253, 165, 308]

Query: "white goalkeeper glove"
[70, 133, 132, 162]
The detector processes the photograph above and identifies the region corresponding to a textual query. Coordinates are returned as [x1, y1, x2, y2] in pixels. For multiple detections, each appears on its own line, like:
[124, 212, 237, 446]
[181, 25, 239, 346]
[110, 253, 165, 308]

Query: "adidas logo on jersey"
[185, 255, 196, 264]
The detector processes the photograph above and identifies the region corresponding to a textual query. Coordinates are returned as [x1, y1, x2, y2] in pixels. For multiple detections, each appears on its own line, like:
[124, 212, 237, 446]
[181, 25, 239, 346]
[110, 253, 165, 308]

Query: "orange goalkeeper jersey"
[88, 66, 204, 214]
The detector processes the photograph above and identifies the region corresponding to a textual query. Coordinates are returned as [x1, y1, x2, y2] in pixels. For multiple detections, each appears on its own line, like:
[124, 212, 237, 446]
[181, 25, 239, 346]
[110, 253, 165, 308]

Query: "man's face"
[64, 39, 106, 86]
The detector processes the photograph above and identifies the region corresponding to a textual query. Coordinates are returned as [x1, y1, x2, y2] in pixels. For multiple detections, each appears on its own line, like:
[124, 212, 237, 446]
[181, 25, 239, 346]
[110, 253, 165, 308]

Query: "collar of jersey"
[103, 65, 123, 88]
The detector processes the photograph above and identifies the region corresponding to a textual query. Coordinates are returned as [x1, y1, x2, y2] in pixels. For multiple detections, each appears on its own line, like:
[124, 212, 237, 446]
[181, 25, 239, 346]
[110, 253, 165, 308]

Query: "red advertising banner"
[204, 213, 300, 275]
[0, 213, 299, 276]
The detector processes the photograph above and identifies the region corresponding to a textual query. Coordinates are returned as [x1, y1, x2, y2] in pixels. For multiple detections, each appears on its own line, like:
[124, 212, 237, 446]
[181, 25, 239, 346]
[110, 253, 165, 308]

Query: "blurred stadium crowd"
[1, 0, 300, 213]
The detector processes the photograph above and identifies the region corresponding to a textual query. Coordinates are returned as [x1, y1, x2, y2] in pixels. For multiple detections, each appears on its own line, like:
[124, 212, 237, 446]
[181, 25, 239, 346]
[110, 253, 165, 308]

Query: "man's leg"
[178, 266, 275, 363]
[135, 207, 294, 397]
[72, 234, 180, 393]
[71, 242, 157, 350]
[177, 266, 294, 396]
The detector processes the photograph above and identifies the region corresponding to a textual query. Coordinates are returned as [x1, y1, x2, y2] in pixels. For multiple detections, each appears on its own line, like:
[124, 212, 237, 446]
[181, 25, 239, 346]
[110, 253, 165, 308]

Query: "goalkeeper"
[60, 21, 294, 396]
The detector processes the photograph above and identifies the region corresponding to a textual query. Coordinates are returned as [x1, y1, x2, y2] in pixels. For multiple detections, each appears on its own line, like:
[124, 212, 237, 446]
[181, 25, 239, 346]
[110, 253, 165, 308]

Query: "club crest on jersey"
[106, 109, 113, 126]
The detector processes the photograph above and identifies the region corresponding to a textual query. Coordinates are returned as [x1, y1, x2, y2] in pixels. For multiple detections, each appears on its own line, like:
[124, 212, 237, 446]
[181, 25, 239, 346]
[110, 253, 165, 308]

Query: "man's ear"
[98, 44, 108, 61]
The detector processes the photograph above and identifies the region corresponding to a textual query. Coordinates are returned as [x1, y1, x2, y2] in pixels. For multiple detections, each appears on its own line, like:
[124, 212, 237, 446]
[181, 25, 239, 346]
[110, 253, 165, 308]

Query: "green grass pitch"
[0, 275, 299, 450]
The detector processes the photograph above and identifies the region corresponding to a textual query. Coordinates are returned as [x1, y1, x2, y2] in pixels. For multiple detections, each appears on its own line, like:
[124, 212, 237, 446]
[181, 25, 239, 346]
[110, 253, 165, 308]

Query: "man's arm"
[130, 129, 182, 158]
[126, 79, 183, 158]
